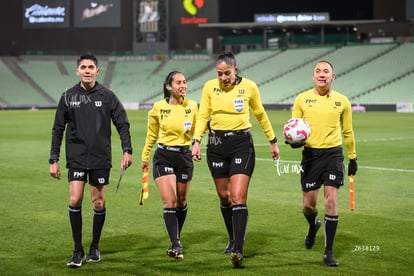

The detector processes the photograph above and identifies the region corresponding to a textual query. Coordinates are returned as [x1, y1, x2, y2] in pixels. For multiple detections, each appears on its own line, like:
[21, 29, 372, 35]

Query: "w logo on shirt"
[95, 101, 102, 107]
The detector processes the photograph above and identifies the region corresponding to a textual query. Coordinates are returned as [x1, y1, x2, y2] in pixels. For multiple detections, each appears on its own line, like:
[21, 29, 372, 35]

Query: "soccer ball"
[283, 118, 311, 144]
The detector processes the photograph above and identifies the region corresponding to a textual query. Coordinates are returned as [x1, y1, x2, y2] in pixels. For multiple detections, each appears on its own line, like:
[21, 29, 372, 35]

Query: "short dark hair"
[77, 54, 98, 67]
[317, 60, 334, 70]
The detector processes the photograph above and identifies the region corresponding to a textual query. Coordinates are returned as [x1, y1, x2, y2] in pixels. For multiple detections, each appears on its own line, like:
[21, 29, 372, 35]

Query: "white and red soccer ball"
[283, 118, 311, 144]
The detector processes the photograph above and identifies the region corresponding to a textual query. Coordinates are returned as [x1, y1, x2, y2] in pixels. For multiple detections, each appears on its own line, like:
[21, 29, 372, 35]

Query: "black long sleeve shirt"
[50, 82, 132, 169]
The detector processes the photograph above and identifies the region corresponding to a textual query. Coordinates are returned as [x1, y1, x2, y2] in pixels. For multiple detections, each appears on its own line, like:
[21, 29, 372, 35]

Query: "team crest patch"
[234, 99, 244, 112]
[335, 101, 341, 106]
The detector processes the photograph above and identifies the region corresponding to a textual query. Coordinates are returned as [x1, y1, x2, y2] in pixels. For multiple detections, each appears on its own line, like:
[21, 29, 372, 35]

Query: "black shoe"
[305, 220, 321, 249]
[230, 252, 244, 268]
[86, 248, 101, 263]
[67, 248, 85, 268]
[224, 240, 234, 254]
[323, 251, 339, 266]
[167, 244, 184, 260]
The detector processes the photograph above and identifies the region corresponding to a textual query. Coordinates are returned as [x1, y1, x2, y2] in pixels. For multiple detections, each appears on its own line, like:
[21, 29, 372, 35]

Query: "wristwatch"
[49, 159, 58, 164]
[269, 137, 277, 144]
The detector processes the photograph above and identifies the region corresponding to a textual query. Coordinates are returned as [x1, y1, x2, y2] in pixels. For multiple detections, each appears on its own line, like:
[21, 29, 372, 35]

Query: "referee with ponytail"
[141, 71, 198, 261]
[192, 52, 280, 268]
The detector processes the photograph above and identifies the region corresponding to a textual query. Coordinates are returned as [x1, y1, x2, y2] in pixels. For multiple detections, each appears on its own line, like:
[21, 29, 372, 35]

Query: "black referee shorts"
[152, 145, 193, 183]
[68, 168, 110, 186]
[206, 131, 255, 178]
[300, 146, 345, 192]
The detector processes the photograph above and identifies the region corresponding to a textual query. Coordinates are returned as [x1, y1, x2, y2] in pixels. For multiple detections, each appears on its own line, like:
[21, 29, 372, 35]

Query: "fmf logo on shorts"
[212, 162, 223, 168]
[73, 171, 85, 178]
[305, 182, 316, 189]
[165, 167, 174, 173]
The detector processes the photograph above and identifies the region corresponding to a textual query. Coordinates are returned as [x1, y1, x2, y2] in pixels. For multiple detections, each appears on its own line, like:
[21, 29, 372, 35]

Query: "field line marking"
[256, 158, 414, 173]
[255, 137, 414, 148]
[358, 166, 414, 173]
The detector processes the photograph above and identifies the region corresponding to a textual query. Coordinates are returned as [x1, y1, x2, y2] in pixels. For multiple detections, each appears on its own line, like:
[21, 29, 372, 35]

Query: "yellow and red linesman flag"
[139, 167, 149, 205]
[349, 174, 355, 211]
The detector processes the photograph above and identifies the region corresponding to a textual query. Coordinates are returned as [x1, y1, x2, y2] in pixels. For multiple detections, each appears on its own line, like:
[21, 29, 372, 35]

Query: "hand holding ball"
[283, 118, 311, 148]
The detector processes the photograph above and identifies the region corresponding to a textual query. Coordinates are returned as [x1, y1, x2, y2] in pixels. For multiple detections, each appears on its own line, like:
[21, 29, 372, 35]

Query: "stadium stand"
[1, 42, 413, 108]
[18, 60, 74, 102]
[137, 58, 212, 103]
[259, 43, 398, 103]
[110, 60, 163, 103]
[184, 49, 284, 101]
[184, 47, 334, 102]
[354, 70, 414, 104]
[332, 43, 414, 100]
[0, 57, 53, 106]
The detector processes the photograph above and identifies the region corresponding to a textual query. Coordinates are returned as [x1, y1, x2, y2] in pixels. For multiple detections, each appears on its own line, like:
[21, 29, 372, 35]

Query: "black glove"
[285, 140, 305, 149]
[348, 158, 358, 176]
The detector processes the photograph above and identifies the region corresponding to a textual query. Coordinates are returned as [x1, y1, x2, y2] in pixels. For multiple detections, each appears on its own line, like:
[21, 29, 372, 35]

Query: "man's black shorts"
[300, 146, 344, 192]
[206, 132, 255, 178]
[152, 146, 193, 183]
[68, 168, 110, 186]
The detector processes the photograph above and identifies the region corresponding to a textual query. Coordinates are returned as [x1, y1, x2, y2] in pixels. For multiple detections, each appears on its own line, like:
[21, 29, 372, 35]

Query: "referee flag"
[139, 167, 149, 205]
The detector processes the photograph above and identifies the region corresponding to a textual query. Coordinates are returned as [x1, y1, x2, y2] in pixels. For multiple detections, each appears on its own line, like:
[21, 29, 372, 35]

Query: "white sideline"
[256, 158, 414, 173]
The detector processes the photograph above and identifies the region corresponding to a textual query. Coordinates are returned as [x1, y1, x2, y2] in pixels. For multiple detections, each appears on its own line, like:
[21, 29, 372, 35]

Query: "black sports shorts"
[300, 146, 344, 192]
[152, 146, 193, 183]
[68, 168, 110, 186]
[206, 131, 255, 178]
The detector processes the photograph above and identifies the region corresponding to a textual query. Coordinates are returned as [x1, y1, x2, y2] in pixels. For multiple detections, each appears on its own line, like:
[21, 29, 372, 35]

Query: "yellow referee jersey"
[193, 77, 275, 141]
[292, 89, 357, 159]
[141, 98, 198, 162]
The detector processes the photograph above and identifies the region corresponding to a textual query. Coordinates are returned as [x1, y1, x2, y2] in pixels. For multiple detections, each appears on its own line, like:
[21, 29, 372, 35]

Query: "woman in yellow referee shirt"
[192, 52, 280, 268]
[141, 71, 198, 261]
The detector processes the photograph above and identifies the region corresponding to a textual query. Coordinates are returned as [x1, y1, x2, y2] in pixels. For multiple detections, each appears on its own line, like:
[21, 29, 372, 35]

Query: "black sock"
[304, 211, 318, 234]
[163, 208, 180, 246]
[91, 208, 106, 250]
[220, 203, 233, 241]
[176, 204, 188, 235]
[232, 204, 248, 253]
[68, 206, 82, 251]
[324, 214, 339, 253]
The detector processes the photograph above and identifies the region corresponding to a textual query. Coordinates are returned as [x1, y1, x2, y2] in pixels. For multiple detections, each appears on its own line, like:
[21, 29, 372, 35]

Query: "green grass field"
[0, 109, 413, 276]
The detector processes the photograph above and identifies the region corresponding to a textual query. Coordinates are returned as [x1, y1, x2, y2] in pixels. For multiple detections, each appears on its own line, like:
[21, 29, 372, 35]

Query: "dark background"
[219, 0, 373, 22]
[0, 0, 409, 55]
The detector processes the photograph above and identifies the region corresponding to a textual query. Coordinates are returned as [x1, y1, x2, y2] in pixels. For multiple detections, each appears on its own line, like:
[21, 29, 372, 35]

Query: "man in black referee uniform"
[49, 54, 132, 268]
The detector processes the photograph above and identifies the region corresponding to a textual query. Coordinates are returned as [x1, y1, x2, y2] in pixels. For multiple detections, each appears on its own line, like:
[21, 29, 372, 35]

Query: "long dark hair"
[163, 71, 182, 99]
